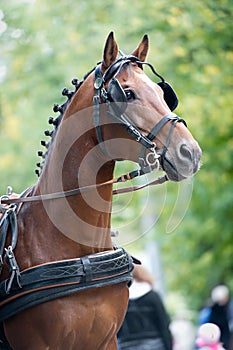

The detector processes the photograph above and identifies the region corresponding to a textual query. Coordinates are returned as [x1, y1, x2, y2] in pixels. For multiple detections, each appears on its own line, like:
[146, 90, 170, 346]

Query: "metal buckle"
[128, 126, 142, 142]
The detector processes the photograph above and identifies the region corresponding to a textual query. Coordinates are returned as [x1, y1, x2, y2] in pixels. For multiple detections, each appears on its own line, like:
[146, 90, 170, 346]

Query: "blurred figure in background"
[195, 322, 225, 350]
[209, 285, 231, 349]
[196, 285, 232, 350]
[117, 265, 172, 350]
[170, 310, 196, 350]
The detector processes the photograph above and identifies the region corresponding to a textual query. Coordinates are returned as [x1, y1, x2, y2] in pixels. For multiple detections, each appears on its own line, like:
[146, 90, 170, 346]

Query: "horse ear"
[131, 34, 149, 62]
[103, 32, 118, 69]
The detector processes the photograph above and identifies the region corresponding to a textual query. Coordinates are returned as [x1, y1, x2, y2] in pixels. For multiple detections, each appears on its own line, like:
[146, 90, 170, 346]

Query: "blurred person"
[209, 285, 231, 349]
[117, 265, 172, 350]
[196, 322, 225, 350]
[170, 310, 196, 350]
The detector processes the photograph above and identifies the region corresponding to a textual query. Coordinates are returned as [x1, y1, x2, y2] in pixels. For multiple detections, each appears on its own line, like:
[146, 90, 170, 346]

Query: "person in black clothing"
[117, 265, 173, 350]
[209, 285, 231, 350]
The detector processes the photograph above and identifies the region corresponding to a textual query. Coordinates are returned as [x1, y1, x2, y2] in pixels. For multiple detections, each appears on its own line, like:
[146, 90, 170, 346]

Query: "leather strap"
[0, 172, 168, 206]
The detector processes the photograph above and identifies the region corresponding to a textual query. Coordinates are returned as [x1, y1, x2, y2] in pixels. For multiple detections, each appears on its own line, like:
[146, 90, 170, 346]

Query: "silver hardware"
[0, 195, 9, 213]
[7, 186, 13, 196]
[146, 148, 160, 167]
[94, 77, 103, 90]
[5, 245, 13, 257]
[129, 126, 142, 142]
[111, 230, 119, 237]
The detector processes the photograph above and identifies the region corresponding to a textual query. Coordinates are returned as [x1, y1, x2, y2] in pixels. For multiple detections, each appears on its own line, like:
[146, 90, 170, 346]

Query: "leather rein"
[1, 56, 187, 208]
[1, 174, 168, 206]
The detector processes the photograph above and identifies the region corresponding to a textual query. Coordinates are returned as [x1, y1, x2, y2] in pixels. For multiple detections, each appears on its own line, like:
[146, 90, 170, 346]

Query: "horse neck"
[33, 80, 115, 255]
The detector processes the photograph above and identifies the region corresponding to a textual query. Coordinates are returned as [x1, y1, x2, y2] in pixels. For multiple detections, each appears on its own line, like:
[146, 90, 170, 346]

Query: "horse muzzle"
[160, 142, 202, 182]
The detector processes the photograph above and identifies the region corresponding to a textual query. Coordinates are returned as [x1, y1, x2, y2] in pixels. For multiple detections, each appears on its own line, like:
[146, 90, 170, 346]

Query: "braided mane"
[35, 67, 96, 177]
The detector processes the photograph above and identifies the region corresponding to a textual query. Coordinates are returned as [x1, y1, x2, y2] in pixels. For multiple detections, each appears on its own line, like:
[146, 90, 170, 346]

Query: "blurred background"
[0, 0, 232, 337]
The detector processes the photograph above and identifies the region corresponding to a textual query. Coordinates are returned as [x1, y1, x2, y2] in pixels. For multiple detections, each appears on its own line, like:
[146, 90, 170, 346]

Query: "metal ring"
[146, 150, 160, 167]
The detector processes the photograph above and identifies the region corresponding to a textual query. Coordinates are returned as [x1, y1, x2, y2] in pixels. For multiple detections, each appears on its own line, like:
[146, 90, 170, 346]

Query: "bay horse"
[0, 32, 201, 349]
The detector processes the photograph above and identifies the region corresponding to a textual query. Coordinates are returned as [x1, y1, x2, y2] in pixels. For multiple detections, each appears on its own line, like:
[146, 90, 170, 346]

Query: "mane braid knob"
[48, 117, 59, 127]
[71, 78, 79, 86]
[62, 88, 74, 99]
[41, 140, 49, 148]
[44, 130, 53, 137]
[71, 78, 82, 91]
[38, 151, 46, 159]
[53, 104, 63, 113]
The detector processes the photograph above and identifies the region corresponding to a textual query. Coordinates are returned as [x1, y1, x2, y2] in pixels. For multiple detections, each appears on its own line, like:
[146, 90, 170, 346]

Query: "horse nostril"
[180, 144, 193, 161]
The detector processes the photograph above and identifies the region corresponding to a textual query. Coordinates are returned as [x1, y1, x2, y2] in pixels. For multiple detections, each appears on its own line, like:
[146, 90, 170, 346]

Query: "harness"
[0, 244, 134, 322]
[0, 55, 187, 325]
[0, 189, 135, 323]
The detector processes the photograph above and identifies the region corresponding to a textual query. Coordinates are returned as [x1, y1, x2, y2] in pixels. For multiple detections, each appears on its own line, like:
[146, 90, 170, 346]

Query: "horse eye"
[125, 89, 135, 101]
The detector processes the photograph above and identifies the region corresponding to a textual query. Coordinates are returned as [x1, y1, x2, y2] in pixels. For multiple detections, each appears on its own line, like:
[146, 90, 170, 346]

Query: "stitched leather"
[0, 248, 134, 322]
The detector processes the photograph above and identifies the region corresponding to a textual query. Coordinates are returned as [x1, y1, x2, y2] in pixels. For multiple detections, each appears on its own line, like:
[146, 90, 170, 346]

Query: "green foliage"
[0, 0, 232, 312]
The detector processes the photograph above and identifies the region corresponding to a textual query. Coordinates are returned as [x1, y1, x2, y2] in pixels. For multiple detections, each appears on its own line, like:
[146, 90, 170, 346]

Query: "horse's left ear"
[131, 34, 149, 62]
[102, 31, 118, 69]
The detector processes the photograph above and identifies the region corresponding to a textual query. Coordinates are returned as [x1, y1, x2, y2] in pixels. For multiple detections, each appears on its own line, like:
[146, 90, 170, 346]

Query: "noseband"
[93, 55, 187, 176]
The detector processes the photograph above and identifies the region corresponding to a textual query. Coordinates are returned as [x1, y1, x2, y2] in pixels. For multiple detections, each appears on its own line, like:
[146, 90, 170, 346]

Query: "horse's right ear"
[102, 32, 118, 69]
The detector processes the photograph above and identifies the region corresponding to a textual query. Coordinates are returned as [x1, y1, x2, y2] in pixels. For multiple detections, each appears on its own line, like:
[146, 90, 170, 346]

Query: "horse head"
[92, 32, 202, 182]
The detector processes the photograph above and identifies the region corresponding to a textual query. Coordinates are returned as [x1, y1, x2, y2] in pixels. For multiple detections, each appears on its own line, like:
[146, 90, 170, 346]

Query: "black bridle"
[93, 55, 187, 177]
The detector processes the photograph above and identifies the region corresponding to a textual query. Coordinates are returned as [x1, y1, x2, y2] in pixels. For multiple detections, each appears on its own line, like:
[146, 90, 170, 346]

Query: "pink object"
[196, 323, 225, 350]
